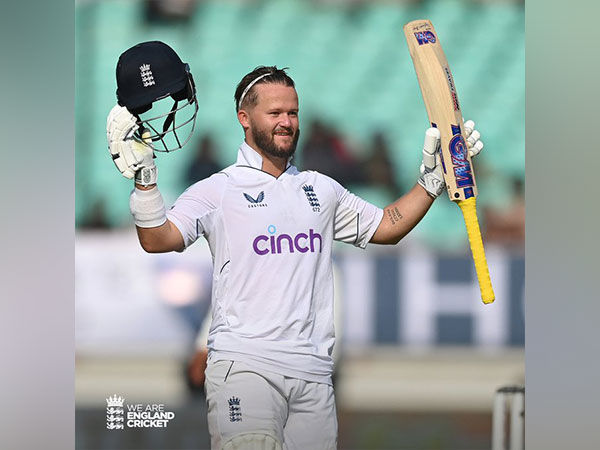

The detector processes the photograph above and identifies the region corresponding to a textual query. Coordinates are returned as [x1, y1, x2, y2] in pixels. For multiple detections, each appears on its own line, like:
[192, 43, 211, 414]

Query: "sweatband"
[129, 186, 167, 228]
[238, 72, 273, 110]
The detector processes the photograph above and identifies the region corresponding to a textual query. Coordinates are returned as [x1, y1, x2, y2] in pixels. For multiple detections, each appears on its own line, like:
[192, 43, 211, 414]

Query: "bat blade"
[404, 19, 476, 201]
[404, 19, 494, 304]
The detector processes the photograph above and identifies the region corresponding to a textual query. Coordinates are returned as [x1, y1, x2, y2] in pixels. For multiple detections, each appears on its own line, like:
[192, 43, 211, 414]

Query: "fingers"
[138, 129, 156, 156]
[423, 127, 441, 154]
[422, 127, 440, 170]
[418, 128, 445, 198]
[140, 129, 153, 145]
[464, 119, 475, 138]
[463, 119, 484, 158]
[467, 130, 480, 146]
[111, 154, 134, 179]
[111, 149, 136, 179]
[113, 140, 144, 168]
[107, 105, 157, 180]
[469, 140, 484, 158]
[106, 104, 123, 128]
[107, 105, 138, 143]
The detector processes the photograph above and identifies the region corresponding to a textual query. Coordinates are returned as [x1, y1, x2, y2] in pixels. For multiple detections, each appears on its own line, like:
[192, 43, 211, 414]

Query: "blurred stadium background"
[75, 0, 524, 449]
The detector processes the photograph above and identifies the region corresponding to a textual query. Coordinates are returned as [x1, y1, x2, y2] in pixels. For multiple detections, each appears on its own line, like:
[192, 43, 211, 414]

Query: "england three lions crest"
[302, 185, 320, 212]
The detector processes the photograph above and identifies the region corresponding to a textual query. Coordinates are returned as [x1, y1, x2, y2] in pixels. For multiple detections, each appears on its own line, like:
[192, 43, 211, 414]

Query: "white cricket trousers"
[205, 359, 338, 450]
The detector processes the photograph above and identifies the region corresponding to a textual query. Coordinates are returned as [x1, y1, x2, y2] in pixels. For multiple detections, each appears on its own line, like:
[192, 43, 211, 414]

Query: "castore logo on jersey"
[252, 225, 322, 255]
[243, 191, 268, 208]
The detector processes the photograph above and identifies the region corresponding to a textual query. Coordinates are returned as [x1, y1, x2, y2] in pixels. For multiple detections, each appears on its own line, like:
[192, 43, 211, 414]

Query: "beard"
[251, 123, 300, 160]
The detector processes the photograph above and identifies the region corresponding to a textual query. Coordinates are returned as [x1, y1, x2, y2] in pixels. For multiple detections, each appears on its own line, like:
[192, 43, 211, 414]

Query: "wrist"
[130, 186, 167, 228]
[135, 183, 157, 190]
[418, 173, 445, 199]
[416, 182, 438, 200]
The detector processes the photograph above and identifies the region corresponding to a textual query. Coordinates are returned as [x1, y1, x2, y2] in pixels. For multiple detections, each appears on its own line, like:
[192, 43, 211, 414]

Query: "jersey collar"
[237, 141, 293, 171]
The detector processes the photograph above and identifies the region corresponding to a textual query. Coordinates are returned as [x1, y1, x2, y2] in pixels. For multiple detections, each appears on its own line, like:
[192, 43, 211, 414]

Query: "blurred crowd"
[80, 118, 524, 247]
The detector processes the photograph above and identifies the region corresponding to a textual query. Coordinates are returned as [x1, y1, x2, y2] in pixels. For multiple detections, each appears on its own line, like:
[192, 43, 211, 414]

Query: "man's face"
[244, 83, 300, 159]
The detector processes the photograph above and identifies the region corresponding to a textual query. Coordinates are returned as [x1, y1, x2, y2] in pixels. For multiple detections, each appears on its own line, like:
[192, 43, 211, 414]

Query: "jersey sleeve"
[166, 172, 227, 249]
[326, 176, 384, 248]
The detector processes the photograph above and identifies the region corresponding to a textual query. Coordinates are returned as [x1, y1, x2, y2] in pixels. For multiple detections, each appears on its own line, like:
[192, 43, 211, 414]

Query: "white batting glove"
[418, 127, 445, 198]
[464, 119, 484, 158]
[106, 105, 157, 186]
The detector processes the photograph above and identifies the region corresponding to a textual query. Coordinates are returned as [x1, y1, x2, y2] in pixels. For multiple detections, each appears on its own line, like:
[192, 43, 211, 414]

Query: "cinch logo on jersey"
[414, 30, 436, 45]
[449, 124, 475, 194]
[252, 225, 322, 255]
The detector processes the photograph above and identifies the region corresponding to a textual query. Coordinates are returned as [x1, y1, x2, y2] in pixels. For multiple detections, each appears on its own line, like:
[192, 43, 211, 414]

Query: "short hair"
[234, 66, 295, 111]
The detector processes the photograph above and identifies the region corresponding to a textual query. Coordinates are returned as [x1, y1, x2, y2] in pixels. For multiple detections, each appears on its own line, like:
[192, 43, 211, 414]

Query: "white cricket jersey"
[167, 142, 383, 384]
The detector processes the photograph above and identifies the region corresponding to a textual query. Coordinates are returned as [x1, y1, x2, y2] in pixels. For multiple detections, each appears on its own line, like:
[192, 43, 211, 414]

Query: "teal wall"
[76, 0, 524, 248]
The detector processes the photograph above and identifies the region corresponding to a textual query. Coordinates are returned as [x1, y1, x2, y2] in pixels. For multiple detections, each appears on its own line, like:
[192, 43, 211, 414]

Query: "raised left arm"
[370, 183, 434, 244]
[370, 121, 483, 245]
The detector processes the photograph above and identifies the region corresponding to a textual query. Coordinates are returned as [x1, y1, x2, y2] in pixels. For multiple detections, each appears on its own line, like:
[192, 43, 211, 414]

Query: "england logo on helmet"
[115, 40, 199, 152]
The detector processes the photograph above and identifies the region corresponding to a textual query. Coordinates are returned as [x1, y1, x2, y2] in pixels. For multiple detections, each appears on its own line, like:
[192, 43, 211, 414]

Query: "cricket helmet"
[116, 40, 198, 152]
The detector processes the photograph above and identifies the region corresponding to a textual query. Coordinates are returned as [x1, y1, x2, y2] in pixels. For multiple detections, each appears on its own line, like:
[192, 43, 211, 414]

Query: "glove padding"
[464, 119, 484, 158]
[418, 120, 484, 199]
[107, 105, 157, 186]
[418, 127, 445, 198]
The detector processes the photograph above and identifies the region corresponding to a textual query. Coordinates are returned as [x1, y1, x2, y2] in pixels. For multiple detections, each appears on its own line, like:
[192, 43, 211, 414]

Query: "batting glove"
[464, 119, 484, 158]
[418, 127, 445, 198]
[418, 120, 485, 199]
[107, 105, 157, 186]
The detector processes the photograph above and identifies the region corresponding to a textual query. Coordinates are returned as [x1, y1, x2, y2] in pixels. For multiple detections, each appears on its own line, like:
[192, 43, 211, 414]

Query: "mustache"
[273, 127, 294, 134]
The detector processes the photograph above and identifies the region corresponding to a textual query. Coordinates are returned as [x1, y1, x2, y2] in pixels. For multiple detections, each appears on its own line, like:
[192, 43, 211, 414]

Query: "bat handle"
[457, 197, 495, 304]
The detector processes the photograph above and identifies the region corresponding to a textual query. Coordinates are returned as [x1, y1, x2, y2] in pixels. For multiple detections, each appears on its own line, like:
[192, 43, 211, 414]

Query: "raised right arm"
[133, 185, 185, 253]
[107, 104, 185, 253]
[135, 219, 185, 253]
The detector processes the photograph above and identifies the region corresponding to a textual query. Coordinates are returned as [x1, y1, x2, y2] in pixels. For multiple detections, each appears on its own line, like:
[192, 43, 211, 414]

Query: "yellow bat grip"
[457, 197, 495, 304]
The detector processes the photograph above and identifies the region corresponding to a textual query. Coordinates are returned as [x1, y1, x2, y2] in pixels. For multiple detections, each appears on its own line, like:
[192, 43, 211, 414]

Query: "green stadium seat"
[76, 0, 524, 242]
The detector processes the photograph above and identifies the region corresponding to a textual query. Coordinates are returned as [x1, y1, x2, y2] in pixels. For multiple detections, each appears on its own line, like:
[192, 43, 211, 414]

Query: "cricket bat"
[404, 19, 495, 304]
